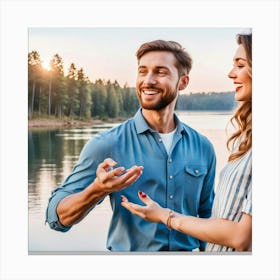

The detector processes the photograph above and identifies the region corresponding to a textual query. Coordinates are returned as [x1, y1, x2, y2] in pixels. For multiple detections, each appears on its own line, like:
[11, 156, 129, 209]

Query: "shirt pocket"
[175, 165, 209, 210]
[183, 165, 208, 190]
[185, 166, 208, 177]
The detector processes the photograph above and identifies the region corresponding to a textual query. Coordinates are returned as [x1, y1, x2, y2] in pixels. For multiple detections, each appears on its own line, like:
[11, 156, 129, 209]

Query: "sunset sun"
[42, 61, 50, 71]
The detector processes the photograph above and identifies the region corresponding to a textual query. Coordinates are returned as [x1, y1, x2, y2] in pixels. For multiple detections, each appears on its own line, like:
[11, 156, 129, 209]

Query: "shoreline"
[28, 117, 127, 128]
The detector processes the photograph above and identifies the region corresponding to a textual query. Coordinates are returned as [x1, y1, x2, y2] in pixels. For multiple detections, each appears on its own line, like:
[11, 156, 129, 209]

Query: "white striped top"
[205, 148, 252, 252]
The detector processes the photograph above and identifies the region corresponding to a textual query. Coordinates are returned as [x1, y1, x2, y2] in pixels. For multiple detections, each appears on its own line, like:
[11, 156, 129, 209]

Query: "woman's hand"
[121, 191, 169, 224]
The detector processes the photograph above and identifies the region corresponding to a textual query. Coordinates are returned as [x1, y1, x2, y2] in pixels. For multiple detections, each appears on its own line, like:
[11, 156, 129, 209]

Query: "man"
[46, 40, 216, 251]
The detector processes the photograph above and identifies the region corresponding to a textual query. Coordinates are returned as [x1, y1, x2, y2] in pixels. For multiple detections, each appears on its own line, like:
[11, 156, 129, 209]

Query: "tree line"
[176, 91, 237, 111]
[28, 51, 139, 120]
[28, 50, 237, 120]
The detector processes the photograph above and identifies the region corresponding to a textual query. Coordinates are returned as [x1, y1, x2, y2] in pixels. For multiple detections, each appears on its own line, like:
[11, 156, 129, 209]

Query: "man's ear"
[178, 75, 189, 91]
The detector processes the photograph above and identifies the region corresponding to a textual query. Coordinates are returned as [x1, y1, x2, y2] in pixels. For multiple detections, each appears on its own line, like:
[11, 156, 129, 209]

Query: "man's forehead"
[138, 51, 177, 66]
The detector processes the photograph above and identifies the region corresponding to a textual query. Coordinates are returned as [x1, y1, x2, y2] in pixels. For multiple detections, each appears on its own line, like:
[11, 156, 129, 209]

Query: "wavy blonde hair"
[227, 34, 252, 162]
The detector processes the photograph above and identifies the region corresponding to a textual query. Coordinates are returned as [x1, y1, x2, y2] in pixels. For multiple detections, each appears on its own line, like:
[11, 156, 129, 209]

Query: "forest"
[176, 91, 237, 111]
[28, 50, 237, 120]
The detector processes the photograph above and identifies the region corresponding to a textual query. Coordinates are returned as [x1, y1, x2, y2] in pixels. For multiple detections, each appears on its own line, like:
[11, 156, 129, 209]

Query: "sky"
[28, 27, 248, 94]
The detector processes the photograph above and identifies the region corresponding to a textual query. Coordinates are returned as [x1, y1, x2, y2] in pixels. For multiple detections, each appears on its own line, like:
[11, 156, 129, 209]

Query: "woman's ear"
[178, 75, 189, 91]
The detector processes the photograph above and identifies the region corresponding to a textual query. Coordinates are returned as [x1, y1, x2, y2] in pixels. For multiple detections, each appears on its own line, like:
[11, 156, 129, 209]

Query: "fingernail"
[139, 191, 146, 198]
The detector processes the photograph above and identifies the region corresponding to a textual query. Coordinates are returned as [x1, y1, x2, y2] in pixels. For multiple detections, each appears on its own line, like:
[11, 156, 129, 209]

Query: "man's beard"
[137, 83, 179, 111]
[140, 93, 176, 110]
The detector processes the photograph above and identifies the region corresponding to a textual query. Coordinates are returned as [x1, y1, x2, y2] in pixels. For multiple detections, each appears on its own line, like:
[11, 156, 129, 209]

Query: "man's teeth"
[143, 90, 159, 95]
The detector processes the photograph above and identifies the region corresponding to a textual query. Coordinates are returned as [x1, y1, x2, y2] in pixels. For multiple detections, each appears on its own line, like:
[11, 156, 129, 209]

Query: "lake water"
[28, 111, 233, 253]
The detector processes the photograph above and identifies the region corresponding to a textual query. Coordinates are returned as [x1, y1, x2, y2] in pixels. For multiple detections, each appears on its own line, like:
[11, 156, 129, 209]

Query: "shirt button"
[194, 169, 199, 174]
[169, 195, 173, 200]
[168, 158, 172, 163]
[169, 175, 173, 180]
[159, 138, 162, 142]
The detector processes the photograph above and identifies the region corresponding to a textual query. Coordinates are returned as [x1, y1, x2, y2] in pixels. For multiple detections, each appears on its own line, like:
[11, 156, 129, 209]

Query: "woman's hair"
[136, 40, 193, 76]
[227, 33, 252, 162]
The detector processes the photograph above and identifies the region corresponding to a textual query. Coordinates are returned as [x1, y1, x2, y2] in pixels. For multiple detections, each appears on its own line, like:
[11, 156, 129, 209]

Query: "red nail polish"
[139, 191, 143, 195]
[140, 192, 146, 198]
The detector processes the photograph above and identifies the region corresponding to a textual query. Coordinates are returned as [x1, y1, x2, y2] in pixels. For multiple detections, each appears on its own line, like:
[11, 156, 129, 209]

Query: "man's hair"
[136, 40, 192, 75]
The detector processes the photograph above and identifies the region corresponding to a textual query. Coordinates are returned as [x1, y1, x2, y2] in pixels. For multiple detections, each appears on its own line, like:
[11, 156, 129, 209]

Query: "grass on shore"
[28, 116, 127, 128]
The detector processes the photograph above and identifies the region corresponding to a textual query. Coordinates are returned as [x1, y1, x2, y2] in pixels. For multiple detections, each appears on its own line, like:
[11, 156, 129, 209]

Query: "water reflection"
[28, 125, 116, 215]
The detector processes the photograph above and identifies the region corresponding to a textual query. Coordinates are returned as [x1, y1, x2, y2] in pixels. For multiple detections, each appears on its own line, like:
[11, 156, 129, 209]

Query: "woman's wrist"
[161, 208, 176, 229]
[166, 210, 176, 229]
[160, 208, 170, 225]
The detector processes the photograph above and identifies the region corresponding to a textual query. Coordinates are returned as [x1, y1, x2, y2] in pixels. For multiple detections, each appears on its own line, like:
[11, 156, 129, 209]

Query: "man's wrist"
[85, 179, 108, 201]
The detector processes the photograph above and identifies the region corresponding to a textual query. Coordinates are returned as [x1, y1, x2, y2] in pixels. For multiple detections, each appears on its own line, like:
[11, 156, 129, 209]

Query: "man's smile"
[141, 88, 161, 95]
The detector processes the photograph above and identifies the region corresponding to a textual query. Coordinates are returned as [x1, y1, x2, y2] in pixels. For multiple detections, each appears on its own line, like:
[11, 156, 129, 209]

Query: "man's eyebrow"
[156, 66, 170, 70]
[138, 65, 169, 68]
[138, 65, 171, 71]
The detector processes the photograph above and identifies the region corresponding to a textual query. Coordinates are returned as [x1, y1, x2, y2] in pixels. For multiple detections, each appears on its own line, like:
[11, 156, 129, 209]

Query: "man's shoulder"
[91, 118, 135, 142]
[80, 118, 135, 156]
[180, 121, 213, 146]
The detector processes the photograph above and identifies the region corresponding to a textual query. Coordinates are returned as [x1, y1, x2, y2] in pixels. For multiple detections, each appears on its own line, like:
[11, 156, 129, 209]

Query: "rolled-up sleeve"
[45, 134, 110, 232]
[45, 190, 73, 232]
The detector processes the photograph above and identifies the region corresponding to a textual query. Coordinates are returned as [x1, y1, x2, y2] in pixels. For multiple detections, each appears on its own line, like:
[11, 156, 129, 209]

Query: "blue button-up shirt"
[46, 109, 216, 251]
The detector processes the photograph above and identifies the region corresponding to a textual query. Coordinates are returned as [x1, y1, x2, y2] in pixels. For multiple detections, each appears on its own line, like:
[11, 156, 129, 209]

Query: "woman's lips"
[235, 84, 243, 92]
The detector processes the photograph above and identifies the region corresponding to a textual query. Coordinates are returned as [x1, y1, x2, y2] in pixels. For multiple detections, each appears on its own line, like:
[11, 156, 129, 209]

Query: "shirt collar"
[133, 108, 186, 135]
[133, 109, 151, 134]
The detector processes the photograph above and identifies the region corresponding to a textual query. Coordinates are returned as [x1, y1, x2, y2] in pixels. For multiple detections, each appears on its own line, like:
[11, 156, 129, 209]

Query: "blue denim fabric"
[46, 109, 216, 251]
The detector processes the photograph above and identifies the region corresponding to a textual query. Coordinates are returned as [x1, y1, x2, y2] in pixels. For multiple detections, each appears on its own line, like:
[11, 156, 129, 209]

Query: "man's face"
[136, 51, 184, 110]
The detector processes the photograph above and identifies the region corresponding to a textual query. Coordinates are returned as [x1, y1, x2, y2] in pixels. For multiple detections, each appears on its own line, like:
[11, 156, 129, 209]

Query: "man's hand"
[56, 158, 143, 227]
[94, 158, 144, 194]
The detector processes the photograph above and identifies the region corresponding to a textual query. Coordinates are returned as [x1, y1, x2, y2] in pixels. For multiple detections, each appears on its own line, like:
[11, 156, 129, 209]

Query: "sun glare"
[42, 61, 50, 71]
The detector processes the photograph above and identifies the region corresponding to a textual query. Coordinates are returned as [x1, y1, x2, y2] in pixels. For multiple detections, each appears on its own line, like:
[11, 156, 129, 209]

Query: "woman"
[121, 33, 252, 252]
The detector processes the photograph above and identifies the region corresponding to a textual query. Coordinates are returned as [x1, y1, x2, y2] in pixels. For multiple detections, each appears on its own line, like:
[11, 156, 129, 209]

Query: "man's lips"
[141, 89, 161, 95]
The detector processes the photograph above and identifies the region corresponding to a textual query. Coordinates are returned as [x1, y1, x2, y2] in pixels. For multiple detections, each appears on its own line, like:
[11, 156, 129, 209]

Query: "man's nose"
[143, 73, 156, 85]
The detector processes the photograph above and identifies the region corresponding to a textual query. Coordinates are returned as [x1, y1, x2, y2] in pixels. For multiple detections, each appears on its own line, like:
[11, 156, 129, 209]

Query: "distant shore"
[28, 117, 127, 128]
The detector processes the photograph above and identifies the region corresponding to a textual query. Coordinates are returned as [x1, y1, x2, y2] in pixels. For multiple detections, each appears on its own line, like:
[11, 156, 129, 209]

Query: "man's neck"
[142, 107, 176, 133]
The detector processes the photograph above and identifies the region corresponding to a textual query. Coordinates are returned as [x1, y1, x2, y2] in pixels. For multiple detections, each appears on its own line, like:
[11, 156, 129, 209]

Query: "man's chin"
[141, 103, 167, 111]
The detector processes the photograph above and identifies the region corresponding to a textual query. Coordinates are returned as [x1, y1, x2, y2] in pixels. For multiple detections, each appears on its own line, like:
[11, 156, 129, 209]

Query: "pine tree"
[77, 68, 92, 119]
[49, 54, 65, 118]
[28, 51, 42, 118]
[65, 63, 79, 117]
[91, 79, 107, 118]
[105, 81, 119, 118]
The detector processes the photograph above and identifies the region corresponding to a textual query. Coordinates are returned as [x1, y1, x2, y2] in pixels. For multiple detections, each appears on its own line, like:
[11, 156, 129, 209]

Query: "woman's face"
[228, 44, 252, 102]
